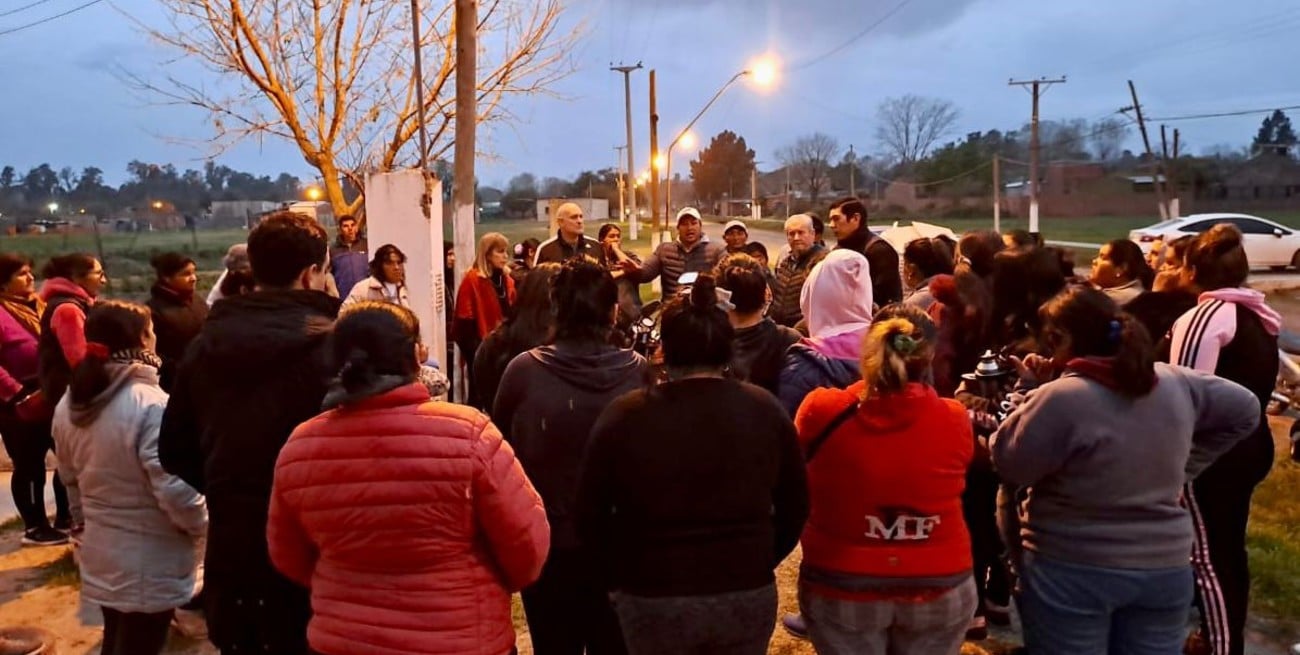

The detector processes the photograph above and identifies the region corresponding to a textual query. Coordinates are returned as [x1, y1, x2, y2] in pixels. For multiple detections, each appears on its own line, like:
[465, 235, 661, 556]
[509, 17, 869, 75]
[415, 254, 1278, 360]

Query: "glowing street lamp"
[151, 201, 164, 210]
[305, 185, 324, 201]
[47, 203, 58, 215]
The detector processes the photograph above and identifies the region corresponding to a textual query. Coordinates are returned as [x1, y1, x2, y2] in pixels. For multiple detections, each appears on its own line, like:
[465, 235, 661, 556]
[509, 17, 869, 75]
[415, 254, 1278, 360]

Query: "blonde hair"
[859, 310, 936, 400]
[473, 232, 510, 277]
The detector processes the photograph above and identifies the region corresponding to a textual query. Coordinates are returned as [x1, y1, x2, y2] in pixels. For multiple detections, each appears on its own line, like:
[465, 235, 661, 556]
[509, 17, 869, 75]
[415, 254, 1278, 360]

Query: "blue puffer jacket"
[778, 342, 861, 418]
[330, 238, 370, 299]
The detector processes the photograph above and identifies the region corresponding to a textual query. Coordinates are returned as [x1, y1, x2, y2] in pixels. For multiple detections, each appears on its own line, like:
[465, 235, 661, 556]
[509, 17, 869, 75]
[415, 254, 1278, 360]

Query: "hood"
[68, 363, 158, 428]
[528, 341, 646, 391]
[806, 327, 869, 361]
[1200, 288, 1282, 336]
[801, 249, 874, 339]
[40, 277, 92, 304]
[194, 289, 341, 379]
[851, 382, 937, 433]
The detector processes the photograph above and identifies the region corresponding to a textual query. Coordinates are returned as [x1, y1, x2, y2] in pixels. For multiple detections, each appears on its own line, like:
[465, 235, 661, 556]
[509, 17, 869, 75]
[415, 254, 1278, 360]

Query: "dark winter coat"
[632, 238, 725, 298]
[37, 278, 93, 406]
[731, 319, 802, 395]
[769, 245, 828, 328]
[1125, 290, 1197, 348]
[534, 231, 601, 266]
[777, 342, 861, 418]
[492, 340, 648, 550]
[159, 289, 341, 655]
[329, 237, 369, 303]
[146, 284, 209, 393]
[837, 227, 903, 307]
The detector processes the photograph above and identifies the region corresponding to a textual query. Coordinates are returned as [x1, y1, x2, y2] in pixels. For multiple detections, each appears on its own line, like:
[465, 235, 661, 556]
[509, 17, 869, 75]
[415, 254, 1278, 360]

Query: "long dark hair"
[68, 301, 153, 405]
[1103, 239, 1155, 289]
[660, 275, 733, 373]
[903, 237, 954, 280]
[992, 246, 1067, 346]
[1040, 286, 1155, 397]
[332, 302, 421, 398]
[552, 258, 617, 343]
[368, 244, 407, 283]
[500, 262, 562, 351]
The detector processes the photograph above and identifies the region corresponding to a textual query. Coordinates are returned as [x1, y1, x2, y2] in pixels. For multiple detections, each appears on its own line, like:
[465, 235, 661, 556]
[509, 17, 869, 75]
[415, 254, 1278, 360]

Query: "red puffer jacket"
[268, 383, 549, 655]
[795, 381, 973, 581]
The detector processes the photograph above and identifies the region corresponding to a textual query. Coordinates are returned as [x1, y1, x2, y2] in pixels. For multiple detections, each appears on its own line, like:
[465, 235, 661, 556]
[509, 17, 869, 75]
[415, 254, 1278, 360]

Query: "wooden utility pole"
[649, 70, 662, 246]
[848, 144, 857, 197]
[611, 63, 642, 238]
[1126, 80, 1169, 220]
[614, 145, 627, 225]
[992, 155, 1001, 233]
[1009, 76, 1066, 236]
[451, 0, 477, 402]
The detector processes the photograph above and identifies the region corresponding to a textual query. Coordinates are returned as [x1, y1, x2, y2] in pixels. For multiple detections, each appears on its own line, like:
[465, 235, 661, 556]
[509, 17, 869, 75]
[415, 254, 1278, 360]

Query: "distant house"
[209, 200, 281, 228]
[1220, 156, 1300, 201]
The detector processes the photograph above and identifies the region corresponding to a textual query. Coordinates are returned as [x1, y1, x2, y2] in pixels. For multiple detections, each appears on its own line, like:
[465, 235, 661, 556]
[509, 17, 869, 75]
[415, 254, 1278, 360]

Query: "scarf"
[0, 293, 44, 337]
[109, 348, 164, 370]
[1065, 356, 1156, 394]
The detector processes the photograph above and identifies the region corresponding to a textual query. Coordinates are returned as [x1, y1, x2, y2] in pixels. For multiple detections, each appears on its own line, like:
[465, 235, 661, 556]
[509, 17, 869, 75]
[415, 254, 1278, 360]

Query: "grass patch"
[38, 549, 79, 588]
[0, 515, 24, 533]
[1246, 425, 1300, 628]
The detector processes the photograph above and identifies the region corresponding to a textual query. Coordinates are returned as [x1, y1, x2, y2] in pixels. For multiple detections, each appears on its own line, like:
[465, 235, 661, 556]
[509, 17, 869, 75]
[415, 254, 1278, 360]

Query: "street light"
[151, 201, 164, 210]
[305, 185, 323, 201]
[662, 56, 780, 238]
[47, 203, 58, 215]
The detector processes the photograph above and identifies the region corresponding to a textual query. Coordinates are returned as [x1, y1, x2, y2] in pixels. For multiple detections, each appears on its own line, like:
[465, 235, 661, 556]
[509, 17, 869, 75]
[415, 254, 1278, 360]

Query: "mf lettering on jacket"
[864, 512, 941, 541]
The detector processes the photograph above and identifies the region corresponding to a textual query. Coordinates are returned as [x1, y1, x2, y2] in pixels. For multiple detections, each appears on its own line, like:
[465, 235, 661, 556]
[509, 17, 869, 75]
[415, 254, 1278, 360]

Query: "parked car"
[1130, 213, 1300, 270]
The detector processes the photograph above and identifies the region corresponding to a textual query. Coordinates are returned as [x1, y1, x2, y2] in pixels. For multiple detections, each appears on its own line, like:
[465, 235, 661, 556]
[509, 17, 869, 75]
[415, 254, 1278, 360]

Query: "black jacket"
[37, 292, 90, 405]
[770, 245, 827, 328]
[731, 319, 801, 395]
[159, 289, 340, 654]
[576, 377, 809, 597]
[837, 227, 903, 307]
[1125, 290, 1197, 348]
[535, 231, 600, 265]
[146, 284, 208, 392]
[492, 340, 647, 550]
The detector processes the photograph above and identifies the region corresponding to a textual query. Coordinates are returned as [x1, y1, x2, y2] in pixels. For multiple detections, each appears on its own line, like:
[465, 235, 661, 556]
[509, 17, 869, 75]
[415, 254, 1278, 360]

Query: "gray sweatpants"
[798, 577, 977, 655]
[611, 584, 777, 655]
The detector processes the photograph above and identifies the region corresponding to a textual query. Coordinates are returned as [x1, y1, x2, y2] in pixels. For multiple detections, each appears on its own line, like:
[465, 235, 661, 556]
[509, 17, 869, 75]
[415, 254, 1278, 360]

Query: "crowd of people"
[0, 197, 1284, 655]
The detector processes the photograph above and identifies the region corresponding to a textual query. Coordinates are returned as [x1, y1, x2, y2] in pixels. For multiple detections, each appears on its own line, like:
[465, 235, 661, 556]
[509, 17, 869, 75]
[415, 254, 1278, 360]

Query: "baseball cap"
[723, 220, 748, 235]
[676, 207, 703, 223]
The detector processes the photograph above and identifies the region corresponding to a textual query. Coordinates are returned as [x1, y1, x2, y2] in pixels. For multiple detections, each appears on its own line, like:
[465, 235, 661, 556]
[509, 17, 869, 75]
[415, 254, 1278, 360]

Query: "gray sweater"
[991, 363, 1259, 570]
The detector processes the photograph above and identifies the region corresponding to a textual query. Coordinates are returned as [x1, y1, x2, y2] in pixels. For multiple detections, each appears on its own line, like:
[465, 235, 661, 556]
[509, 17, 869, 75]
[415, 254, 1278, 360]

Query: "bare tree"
[776, 133, 840, 206]
[128, 1, 575, 216]
[874, 95, 959, 166]
[1090, 117, 1131, 162]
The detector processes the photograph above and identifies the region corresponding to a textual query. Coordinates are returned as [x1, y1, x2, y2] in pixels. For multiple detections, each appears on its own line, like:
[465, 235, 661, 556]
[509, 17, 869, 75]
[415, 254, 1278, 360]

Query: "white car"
[1129, 213, 1300, 270]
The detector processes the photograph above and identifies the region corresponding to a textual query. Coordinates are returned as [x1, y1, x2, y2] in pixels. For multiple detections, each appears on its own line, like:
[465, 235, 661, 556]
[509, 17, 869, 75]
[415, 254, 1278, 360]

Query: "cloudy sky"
[2, 0, 1297, 188]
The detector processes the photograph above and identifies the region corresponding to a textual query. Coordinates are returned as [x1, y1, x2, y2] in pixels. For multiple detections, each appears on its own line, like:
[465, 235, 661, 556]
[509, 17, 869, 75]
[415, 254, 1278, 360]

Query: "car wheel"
[1293, 250, 1300, 270]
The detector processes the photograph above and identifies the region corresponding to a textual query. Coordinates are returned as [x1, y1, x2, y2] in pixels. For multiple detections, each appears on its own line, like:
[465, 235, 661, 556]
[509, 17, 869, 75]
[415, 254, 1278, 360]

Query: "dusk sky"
[2, 0, 1297, 189]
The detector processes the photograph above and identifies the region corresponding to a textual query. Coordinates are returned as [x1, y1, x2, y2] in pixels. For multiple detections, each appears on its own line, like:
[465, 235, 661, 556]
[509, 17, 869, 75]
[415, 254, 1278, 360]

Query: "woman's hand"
[1010, 354, 1056, 387]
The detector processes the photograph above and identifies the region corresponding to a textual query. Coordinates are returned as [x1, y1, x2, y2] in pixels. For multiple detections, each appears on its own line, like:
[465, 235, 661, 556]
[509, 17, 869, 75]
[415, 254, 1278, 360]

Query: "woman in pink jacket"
[268, 301, 550, 655]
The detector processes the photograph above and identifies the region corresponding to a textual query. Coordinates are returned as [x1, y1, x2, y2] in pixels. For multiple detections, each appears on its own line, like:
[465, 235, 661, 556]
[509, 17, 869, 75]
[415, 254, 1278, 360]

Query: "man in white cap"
[621, 207, 724, 297]
[723, 220, 750, 255]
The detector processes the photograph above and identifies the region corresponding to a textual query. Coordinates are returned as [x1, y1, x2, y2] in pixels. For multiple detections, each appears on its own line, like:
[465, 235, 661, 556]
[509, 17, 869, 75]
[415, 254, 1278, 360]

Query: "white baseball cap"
[723, 220, 748, 235]
[676, 207, 703, 223]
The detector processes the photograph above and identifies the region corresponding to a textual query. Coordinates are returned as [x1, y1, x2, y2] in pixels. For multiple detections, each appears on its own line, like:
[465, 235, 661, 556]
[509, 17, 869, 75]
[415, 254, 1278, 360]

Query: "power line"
[1148, 105, 1300, 122]
[0, 0, 57, 18]
[0, 0, 104, 36]
[789, 0, 913, 72]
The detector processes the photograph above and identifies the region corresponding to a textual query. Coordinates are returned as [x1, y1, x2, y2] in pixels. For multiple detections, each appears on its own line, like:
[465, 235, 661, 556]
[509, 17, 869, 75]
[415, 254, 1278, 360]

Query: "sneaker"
[52, 517, 72, 532]
[965, 615, 989, 641]
[780, 613, 809, 640]
[984, 599, 1012, 626]
[21, 527, 69, 547]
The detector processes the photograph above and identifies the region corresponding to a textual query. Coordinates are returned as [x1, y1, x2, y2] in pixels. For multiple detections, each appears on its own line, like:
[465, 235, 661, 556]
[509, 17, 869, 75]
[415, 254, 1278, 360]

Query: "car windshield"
[1147, 218, 1184, 230]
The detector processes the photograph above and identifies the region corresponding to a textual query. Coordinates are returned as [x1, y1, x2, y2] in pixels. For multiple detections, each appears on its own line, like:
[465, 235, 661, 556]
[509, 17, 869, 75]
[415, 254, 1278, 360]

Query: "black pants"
[0, 405, 69, 531]
[101, 607, 173, 655]
[521, 548, 626, 655]
[963, 466, 1010, 616]
[1187, 429, 1274, 655]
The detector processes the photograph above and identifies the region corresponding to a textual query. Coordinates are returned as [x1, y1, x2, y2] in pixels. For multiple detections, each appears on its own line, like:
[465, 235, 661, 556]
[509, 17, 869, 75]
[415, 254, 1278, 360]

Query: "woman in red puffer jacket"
[268, 301, 550, 655]
[794, 303, 974, 655]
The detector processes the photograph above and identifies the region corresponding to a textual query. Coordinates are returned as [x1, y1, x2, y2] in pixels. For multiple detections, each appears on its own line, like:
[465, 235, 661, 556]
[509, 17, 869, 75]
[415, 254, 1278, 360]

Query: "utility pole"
[1125, 80, 1169, 220]
[785, 165, 792, 219]
[751, 167, 760, 222]
[992, 155, 1001, 233]
[1009, 76, 1067, 236]
[614, 145, 627, 227]
[1172, 128, 1181, 217]
[649, 69, 662, 246]
[450, 0, 477, 403]
[848, 144, 857, 197]
[611, 62, 642, 238]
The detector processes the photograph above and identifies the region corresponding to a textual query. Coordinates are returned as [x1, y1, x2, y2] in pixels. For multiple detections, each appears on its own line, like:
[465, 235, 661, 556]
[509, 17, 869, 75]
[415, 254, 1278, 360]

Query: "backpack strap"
[804, 399, 860, 463]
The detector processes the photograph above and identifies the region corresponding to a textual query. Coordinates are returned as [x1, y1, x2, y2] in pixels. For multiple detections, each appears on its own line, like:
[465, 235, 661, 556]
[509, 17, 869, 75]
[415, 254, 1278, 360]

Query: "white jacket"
[343, 275, 410, 308]
[52, 364, 207, 613]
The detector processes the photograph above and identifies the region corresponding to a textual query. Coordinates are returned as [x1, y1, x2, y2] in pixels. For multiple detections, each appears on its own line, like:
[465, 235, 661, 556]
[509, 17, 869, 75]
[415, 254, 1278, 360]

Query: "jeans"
[798, 577, 976, 655]
[101, 607, 174, 655]
[1019, 551, 1194, 655]
[612, 584, 776, 655]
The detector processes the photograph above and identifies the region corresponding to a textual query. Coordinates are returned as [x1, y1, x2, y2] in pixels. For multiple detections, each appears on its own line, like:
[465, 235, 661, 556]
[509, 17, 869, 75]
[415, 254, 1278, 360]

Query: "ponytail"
[1111, 313, 1156, 397]
[331, 301, 421, 400]
[660, 274, 733, 371]
[1040, 286, 1156, 398]
[860, 304, 937, 400]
